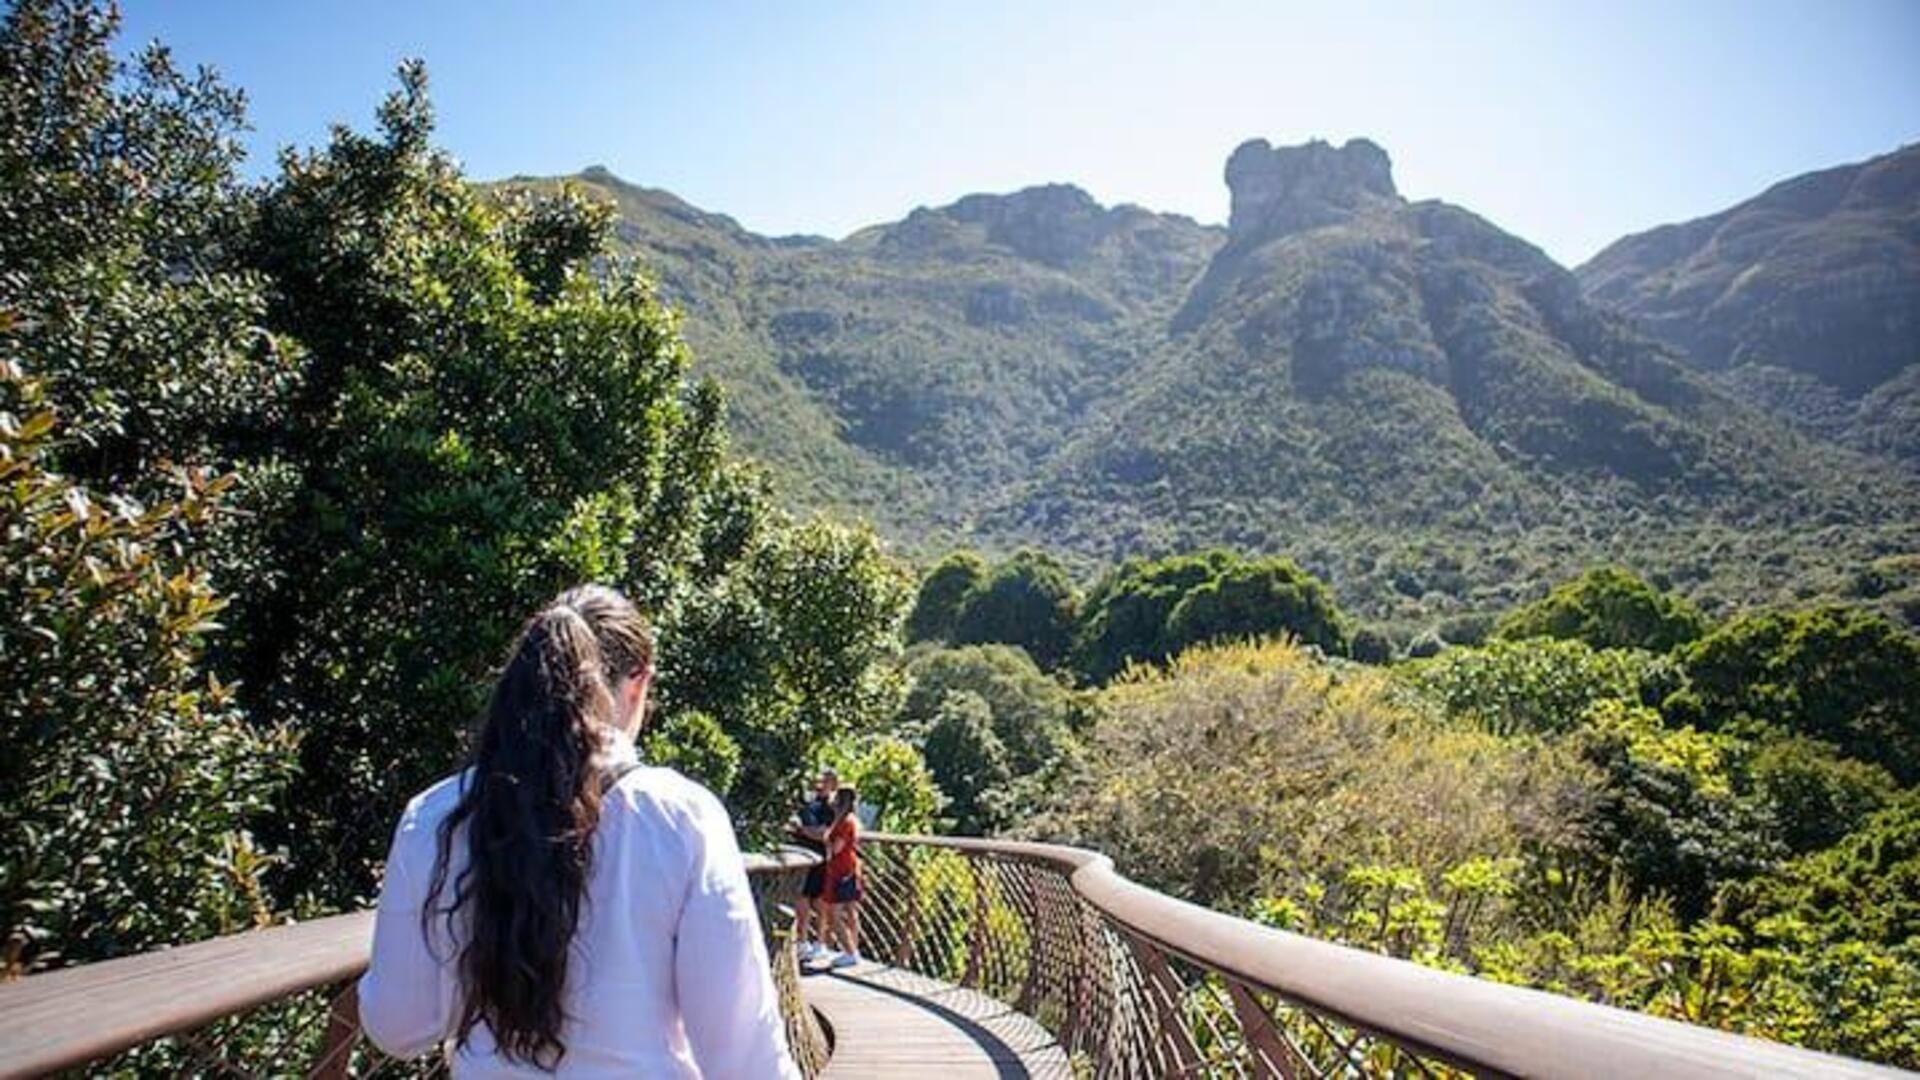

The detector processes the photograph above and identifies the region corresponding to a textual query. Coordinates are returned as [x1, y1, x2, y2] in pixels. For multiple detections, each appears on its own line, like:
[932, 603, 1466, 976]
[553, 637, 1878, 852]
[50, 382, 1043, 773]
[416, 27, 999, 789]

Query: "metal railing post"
[894, 855, 922, 969]
[963, 857, 988, 989]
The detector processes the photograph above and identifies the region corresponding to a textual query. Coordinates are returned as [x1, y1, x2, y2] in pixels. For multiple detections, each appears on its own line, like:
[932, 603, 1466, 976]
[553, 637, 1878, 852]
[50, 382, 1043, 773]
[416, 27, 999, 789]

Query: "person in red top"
[821, 787, 862, 969]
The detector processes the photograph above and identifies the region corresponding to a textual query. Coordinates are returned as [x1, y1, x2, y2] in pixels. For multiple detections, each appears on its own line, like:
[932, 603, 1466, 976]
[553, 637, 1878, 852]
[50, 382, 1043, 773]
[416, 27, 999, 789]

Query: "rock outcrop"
[1224, 137, 1398, 240]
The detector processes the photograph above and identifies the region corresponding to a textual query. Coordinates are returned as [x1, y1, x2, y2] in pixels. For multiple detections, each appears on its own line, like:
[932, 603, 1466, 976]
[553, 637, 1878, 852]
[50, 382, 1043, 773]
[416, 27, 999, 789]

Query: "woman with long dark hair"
[357, 585, 799, 1076]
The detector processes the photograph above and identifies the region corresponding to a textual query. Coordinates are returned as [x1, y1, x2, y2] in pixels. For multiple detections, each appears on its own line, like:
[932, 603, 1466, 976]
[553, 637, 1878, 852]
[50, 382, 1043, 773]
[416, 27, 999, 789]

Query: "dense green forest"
[3, 2, 1915, 1070]
[901, 551, 1920, 1067]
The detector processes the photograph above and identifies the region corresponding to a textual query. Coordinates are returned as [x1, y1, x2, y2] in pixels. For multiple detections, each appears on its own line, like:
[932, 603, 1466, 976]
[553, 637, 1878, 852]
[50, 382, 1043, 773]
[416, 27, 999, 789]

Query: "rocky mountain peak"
[941, 183, 1111, 266]
[948, 183, 1102, 223]
[1225, 137, 1398, 240]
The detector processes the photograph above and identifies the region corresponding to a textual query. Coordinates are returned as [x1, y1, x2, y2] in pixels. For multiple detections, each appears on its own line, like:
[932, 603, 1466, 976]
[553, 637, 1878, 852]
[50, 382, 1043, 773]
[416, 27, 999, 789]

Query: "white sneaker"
[798, 941, 823, 961]
[830, 951, 860, 969]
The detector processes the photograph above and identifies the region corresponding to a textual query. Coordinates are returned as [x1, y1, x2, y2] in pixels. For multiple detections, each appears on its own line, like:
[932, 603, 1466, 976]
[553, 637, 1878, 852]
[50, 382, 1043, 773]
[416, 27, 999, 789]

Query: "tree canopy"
[1495, 567, 1708, 652]
[1, 1, 295, 973]
[1670, 604, 1920, 784]
[1072, 550, 1347, 682]
[905, 549, 990, 642]
[922, 691, 1013, 835]
[949, 549, 1080, 670]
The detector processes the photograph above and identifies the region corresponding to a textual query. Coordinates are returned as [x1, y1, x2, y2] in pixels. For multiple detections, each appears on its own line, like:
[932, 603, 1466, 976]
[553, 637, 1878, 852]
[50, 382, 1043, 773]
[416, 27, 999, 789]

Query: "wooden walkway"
[803, 960, 1072, 1078]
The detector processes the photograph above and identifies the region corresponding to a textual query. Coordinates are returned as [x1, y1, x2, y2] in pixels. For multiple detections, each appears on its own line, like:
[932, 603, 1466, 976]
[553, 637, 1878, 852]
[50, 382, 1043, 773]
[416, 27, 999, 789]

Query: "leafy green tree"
[1436, 612, 1496, 647]
[224, 64, 909, 901]
[1496, 567, 1707, 652]
[950, 549, 1079, 670]
[0, 0, 295, 489]
[1734, 792, 1920, 951]
[0, 0, 300, 706]
[230, 67, 701, 898]
[922, 691, 1013, 835]
[667, 517, 912, 827]
[1402, 637, 1680, 736]
[1573, 700, 1775, 920]
[642, 709, 742, 797]
[1771, 939, 1920, 1068]
[1072, 551, 1236, 682]
[1072, 551, 1346, 680]
[905, 549, 989, 642]
[823, 737, 941, 833]
[1747, 737, 1896, 855]
[900, 644, 1077, 775]
[1165, 556, 1348, 656]
[1669, 604, 1920, 783]
[1349, 626, 1394, 664]
[897, 644, 1080, 834]
[0, 2, 298, 974]
[0, 364, 296, 974]
[1034, 639, 1591, 909]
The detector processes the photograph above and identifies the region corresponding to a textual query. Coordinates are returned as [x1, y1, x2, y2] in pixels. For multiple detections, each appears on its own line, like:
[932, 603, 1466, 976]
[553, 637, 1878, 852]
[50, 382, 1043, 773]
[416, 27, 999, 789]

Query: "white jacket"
[357, 731, 800, 1078]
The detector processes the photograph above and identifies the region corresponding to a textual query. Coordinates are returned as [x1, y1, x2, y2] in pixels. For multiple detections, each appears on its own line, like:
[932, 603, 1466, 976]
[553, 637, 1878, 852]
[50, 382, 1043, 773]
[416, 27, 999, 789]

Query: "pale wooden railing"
[0, 837, 1904, 1078]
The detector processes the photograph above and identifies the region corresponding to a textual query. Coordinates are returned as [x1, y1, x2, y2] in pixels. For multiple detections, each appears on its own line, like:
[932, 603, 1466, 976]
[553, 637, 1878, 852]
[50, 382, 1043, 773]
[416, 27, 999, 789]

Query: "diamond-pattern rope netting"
[858, 841, 1461, 1080]
[70, 842, 1466, 1078]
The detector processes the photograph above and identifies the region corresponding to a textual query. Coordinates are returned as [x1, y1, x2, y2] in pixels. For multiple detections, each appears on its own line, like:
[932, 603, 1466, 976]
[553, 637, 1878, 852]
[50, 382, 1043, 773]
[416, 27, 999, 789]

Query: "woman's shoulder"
[606, 765, 732, 828]
[396, 769, 471, 834]
[377, 770, 472, 880]
[602, 767, 745, 874]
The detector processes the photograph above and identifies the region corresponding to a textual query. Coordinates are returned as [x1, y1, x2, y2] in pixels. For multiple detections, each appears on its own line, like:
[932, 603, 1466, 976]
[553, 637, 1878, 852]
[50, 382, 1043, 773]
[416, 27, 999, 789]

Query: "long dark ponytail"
[422, 588, 654, 1068]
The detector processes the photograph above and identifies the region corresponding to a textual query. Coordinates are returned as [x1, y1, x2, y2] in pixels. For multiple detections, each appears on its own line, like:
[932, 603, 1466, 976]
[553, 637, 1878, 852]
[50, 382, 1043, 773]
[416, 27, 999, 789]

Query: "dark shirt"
[793, 795, 833, 855]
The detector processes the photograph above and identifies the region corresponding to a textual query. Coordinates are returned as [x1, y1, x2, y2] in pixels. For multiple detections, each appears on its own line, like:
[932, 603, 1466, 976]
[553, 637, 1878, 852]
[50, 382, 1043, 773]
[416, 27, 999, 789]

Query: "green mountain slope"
[494, 140, 1918, 628]
[988, 139, 1916, 621]
[1576, 144, 1920, 463]
[501, 168, 1222, 542]
[498, 167, 914, 524]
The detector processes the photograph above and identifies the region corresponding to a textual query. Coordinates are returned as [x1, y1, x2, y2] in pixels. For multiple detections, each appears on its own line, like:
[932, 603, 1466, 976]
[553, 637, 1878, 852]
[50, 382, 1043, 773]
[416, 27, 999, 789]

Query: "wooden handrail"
[863, 834, 1904, 1079]
[0, 914, 373, 1079]
[0, 850, 819, 1080]
[0, 838, 1903, 1078]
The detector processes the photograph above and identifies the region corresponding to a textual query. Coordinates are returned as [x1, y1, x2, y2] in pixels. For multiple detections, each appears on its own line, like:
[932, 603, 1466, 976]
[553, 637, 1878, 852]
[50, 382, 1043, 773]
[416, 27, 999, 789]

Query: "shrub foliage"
[1495, 567, 1707, 652]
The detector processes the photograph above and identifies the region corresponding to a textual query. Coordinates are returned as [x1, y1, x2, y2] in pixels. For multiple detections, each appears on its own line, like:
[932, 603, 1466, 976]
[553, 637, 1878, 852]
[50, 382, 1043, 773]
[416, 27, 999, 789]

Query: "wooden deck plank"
[804, 961, 1072, 1078]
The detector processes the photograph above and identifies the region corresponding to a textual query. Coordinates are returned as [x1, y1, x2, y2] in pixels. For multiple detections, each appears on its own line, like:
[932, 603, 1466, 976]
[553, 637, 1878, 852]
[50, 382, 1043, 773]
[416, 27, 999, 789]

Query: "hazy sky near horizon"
[119, 1, 1920, 267]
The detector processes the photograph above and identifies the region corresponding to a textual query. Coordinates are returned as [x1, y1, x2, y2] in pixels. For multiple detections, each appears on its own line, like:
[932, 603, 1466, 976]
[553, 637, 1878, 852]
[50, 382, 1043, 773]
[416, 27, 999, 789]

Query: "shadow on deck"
[804, 961, 1071, 1078]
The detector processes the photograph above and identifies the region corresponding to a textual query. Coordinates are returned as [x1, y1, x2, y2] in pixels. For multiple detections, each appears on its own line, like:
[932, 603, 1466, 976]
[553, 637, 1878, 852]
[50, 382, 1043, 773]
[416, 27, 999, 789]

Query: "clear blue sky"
[119, 0, 1920, 266]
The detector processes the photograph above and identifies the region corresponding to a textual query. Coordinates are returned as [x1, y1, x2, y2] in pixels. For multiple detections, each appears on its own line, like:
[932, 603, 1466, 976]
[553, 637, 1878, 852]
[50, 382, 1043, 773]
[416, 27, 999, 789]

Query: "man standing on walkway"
[789, 767, 839, 961]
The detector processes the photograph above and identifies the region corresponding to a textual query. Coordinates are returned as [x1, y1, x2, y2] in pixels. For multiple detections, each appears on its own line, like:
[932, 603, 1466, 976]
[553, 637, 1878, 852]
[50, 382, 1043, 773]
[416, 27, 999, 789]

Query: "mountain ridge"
[490, 139, 1919, 630]
[1575, 143, 1920, 463]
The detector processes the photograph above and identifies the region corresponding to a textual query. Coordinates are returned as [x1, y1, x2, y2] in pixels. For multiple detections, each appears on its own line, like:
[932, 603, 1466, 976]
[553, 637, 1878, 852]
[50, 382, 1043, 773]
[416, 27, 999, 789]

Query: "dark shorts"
[802, 864, 827, 899]
[830, 875, 861, 904]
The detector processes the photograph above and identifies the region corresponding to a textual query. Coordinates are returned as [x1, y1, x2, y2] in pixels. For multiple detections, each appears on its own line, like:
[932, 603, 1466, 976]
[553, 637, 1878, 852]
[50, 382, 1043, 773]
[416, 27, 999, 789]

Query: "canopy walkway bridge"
[0, 835, 1901, 1078]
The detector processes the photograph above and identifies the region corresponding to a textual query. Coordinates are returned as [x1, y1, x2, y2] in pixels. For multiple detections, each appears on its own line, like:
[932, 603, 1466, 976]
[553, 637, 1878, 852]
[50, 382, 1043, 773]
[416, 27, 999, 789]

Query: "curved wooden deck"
[805, 961, 1071, 1078]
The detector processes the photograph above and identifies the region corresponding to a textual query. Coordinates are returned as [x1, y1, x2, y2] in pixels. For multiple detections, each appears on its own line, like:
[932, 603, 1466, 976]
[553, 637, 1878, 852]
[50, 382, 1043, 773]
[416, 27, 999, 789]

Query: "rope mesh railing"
[6, 836, 1903, 1078]
[855, 836, 1900, 1080]
[859, 839, 1456, 1079]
